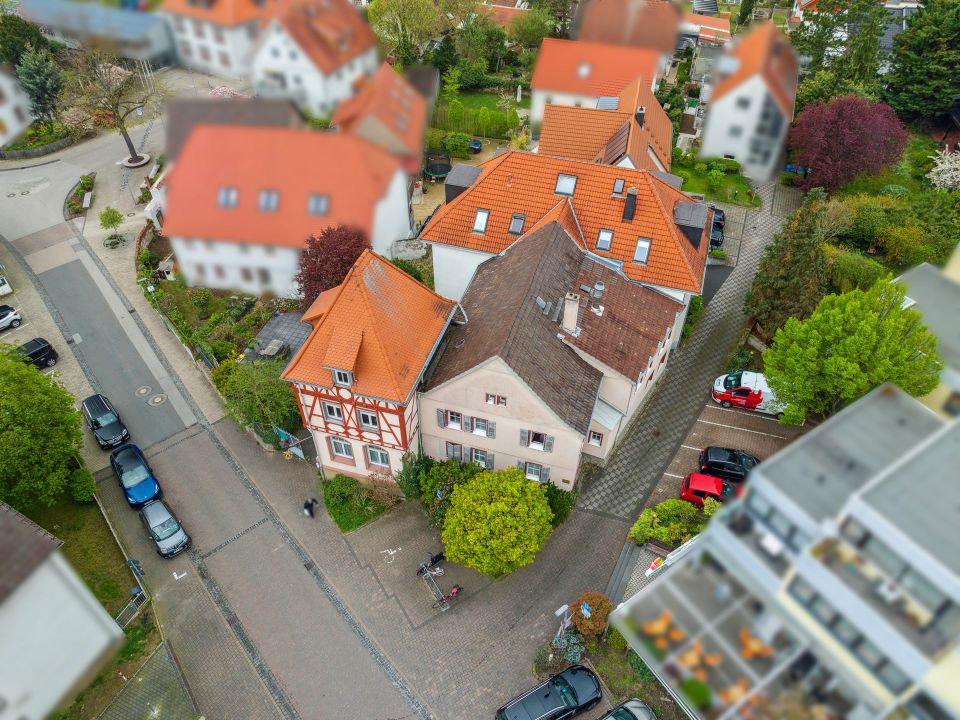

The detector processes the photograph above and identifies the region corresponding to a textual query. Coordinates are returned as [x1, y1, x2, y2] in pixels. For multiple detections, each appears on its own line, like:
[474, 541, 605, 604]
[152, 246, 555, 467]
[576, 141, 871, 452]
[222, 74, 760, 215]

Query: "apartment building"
[611, 384, 960, 720]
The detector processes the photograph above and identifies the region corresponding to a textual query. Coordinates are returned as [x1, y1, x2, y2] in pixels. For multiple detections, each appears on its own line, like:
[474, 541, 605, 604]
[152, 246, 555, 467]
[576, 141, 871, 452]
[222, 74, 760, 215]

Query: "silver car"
[599, 700, 657, 720]
[0, 305, 22, 332]
[140, 500, 191, 558]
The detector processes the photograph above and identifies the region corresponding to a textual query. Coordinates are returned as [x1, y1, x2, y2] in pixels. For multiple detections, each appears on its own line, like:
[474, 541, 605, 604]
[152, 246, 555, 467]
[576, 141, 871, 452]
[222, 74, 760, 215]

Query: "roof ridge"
[644, 174, 699, 288]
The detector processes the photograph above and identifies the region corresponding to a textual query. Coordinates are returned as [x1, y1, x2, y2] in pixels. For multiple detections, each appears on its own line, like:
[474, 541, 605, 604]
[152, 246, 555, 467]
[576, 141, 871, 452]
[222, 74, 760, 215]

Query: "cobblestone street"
[580, 183, 802, 520]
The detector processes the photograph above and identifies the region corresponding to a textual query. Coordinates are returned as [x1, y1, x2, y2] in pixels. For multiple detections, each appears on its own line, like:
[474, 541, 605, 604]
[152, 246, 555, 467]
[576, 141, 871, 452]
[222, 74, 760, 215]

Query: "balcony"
[722, 508, 791, 578]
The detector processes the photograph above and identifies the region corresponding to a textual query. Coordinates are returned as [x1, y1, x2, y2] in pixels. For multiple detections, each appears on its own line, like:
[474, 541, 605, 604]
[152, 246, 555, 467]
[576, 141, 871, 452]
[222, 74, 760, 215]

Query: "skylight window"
[308, 194, 329, 215]
[613, 178, 625, 195]
[634, 237, 652, 263]
[473, 208, 490, 233]
[258, 189, 279, 212]
[508, 213, 525, 235]
[555, 174, 577, 196]
[597, 229, 613, 251]
[577, 62, 591, 78]
[218, 186, 238, 208]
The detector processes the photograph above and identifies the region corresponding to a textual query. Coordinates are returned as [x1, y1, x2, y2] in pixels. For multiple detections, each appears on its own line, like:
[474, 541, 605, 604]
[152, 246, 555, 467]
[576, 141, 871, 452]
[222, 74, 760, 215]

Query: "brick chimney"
[562, 292, 580, 334]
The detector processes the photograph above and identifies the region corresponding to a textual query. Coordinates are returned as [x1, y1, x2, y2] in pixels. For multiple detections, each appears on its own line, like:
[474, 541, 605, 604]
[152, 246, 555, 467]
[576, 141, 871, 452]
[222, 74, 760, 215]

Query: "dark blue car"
[110, 444, 161, 507]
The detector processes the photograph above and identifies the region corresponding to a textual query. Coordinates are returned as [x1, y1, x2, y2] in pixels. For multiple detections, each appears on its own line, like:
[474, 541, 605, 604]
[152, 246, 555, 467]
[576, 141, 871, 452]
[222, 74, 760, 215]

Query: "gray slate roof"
[0, 502, 62, 605]
[899, 263, 960, 370]
[22, 0, 164, 41]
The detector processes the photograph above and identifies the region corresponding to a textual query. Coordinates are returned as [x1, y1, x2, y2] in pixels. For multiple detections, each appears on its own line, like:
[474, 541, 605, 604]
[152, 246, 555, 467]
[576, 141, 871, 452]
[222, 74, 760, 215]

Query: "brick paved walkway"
[99, 643, 198, 720]
[580, 183, 802, 519]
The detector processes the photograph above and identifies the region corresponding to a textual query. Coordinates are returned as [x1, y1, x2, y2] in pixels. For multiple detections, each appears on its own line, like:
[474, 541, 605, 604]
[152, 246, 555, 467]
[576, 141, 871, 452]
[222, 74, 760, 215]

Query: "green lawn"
[459, 90, 526, 112]
[838, 132, 937, 197]
[673, 166, 761, 206]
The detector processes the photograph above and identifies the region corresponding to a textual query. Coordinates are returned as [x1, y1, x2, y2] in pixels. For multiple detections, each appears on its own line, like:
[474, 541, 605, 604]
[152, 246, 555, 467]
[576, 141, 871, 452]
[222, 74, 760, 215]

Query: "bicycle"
[417, 563, 444, 577]
[431, 584, 463, 609]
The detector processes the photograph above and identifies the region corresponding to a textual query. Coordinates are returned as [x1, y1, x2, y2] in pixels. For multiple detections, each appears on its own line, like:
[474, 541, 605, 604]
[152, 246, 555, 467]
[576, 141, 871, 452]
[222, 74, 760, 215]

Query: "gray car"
[599, 700, 657, 720]
[0, 305, 21, 332]
[140, 500, 191, 558]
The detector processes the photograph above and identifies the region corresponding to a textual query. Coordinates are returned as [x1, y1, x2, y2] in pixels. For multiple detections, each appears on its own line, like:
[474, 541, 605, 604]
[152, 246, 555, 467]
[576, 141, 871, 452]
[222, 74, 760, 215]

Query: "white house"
[530, 38, 665, 124]
[0, 71, 31, 148]
[0, 503, 123, 719]
[250, 0, 378, 118]
[162, 125, 413, 298]
[699, 21, 799, 182]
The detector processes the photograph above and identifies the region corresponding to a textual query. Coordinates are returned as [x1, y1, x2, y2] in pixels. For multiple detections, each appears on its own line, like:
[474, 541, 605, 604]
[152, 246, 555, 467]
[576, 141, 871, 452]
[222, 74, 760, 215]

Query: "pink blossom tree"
[788, 96, 908, 193]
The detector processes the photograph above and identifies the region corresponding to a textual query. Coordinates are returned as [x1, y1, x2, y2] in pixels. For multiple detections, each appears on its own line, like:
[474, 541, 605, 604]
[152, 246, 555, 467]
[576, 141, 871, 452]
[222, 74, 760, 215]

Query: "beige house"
[420, 221, 682, 489]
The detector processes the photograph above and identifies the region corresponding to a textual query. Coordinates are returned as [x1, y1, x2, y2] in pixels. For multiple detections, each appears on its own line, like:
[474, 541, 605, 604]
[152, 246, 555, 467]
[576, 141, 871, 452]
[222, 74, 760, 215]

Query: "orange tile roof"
[480, 2, 527, 28]
[712, 21, 798, 118]
[163, 126, 399, 248]
[282, 250, 456, 401]
[574, 0, 681, 56]
[531, 39, 661, 97]
[331, 63, 428, 175]
[683, 11, 731, 43]
[420, 150, 708, 293]
[268, 0, 377, 76]
[161, 0, 277, 26]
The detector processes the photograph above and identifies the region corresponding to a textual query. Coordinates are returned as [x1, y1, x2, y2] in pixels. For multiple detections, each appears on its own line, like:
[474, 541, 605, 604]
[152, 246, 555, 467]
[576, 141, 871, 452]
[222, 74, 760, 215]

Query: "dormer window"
[597, 229, 613, 251]
[634, 237, 652, 263]
[473, 208, 489, 233]
[308, 193, 329, 215]
[333, 369, 352, 387]
[259, 189, 279, 212]
[555, 174, 577, 196]
[612, 178, 625, 195]
[508, 213, 525, 234]
[218, 186, 238, 208]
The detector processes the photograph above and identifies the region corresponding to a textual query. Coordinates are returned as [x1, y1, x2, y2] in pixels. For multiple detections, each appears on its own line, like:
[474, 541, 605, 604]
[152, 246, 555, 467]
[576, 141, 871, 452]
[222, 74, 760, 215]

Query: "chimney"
[562, 292, 580, 334]
[593, 281, 604, 300]
[623, 187, 638, 221]
[635, 106, 645, 127]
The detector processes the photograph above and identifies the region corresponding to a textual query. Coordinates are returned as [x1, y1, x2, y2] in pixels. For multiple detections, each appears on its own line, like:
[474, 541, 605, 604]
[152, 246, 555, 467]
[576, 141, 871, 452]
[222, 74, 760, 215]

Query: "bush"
[5, 122, 69, 150]
[210, 340, 235, 362]
[570, 591, 614, 639]
[681, 295, 704, 340]
[397, 452, 432, 499]
[680, 677, 712, 711]
[606, 627, 628, 652]
[211, 357, 237, 393]
[709, 248, 727, 259]
[138, 247, 158, 273]
[707, 169, 725, 190]
[392, 258, 424, 284]
[544, 482, 574, 526]
[629, 499, 703, 546]
[627, 650, 656, 681]
[322, 474, 385, 532]
[727, 347, 752, 373]
[552, 630, 585, 663]
[533, 643, 568, 679]
[189, 287, 212, 310]
[425, 128, 444, 152]
[823, 246, 887, 293]
[457, 59, 489, 89]
[880, 224, 933, 266]
[694, 162, 708, 174]
[881, 184, 910, 197]
[444, 131, 471, 159]
[69, 467, 96, 502]
[418, 457, 482, 528]
[79, 174, 94, 192]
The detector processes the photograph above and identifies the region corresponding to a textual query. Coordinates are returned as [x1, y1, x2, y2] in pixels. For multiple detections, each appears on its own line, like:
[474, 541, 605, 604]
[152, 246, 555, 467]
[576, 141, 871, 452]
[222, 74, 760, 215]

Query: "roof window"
[308, 194, 329, 216]
[555, 174, 577, 196]
[634, 237, 652, 263]
[259, 189, 279, 212]
[597, 229, 613, 251]
[473, 208, 490, 233]
[218, 186, 238, 208]
[508, 213, 525, 235]
[612, 178, 625, 195]
[577, 62, 591, 78]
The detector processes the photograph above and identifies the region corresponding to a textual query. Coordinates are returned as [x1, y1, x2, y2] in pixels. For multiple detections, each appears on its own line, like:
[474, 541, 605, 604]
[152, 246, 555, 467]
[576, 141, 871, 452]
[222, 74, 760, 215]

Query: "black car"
[81, 394, 130, 449]
[496, 665, 601, 720]
[16, 337, 58, 368]
[699, 446, 759, 483]
[710, 225, 724, 248]
[709, 206, 725, 247]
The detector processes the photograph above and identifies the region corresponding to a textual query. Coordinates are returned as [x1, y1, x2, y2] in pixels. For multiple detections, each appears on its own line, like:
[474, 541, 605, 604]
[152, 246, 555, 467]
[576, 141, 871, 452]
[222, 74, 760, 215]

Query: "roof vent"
[535, 296, 547, 310]
[593, 281, 604, 299]
[635, 106, 645, 127]
[623, 187, 638, 221]
[562, 292, 580, 334]
[591, 304, 604, 316]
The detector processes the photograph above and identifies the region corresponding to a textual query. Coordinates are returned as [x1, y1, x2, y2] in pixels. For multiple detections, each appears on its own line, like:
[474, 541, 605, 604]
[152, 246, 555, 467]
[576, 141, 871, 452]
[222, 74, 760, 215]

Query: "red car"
[711, 371, 785, 419]
[680, 473, 740, 507]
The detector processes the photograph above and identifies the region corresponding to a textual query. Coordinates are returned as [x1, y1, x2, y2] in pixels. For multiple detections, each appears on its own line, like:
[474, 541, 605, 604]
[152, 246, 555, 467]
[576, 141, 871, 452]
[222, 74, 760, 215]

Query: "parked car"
[712, 371, 784, 419]
[699, 446, 759, 483]
[110, 443, 161, 507]
[16, 337, 58, 368]
[0, 274, 12, 297]
[140, 499, 191, 558]
[709, 206, 725, 247]
[598, 699, 657, 720]
[496, 665, 602, 720]
[710, 205, 725, 228]
[710, 225, 724, 248]
[680, 472, 740, 508]
[81, 394, 130, 449]
[0, 304, 21, 331]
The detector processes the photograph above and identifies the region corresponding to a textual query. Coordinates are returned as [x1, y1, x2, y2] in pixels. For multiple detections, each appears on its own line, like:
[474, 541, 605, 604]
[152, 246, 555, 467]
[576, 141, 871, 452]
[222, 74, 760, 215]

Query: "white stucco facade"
[0, 72, 32, 147]
[165, 14, 259, 78]
[430, 244, 493, 301]
[251, 20, 378, 117]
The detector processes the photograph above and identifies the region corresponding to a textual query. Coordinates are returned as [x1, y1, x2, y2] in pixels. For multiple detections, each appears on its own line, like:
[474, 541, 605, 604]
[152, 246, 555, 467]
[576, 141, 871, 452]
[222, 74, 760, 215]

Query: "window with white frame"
[597, 229, 613, 251]
[218, 186, 238, 208]
[555, 174, 577, 196]
[331, 437, 353, 458]
[308, 194, 329, 215]
[589, 431, 603, 447]
[508, 213, 525, 234]
[472, 417, 487, 435]
[471, 448, 486, 465]
[323, 402, 343, 422]
[333, 369, 352, 387]
[612, 178, 625, 195]
[447, 410, 462, 430]
[528, 431, 547, 451]
[258, 189, 280, 212]
[367, 446, 389, 467]
[485, 393, 507, 407]
[634, 237, 652, 263]
[473, 209, 489, 233]
[524, 462, 542, 482]
[358, 410, 379, 430]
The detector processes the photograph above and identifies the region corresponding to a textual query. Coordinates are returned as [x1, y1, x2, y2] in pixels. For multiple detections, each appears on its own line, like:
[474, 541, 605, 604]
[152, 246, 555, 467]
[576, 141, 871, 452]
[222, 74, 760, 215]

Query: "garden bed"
[321, 474, 396, 532]
[65, 173, 96, 219]
[1, 123, 73, 159]
[586, 641, 687, 720]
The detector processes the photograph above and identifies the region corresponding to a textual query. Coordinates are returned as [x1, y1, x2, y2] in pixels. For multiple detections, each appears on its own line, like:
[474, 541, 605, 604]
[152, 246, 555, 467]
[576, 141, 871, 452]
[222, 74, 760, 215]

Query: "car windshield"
[151, 517, 180, 541]
[551, 676, 578, 708]
[723, 371, 743, 390]
[120, 463, 149, 488]
[92, 412, 118, 429]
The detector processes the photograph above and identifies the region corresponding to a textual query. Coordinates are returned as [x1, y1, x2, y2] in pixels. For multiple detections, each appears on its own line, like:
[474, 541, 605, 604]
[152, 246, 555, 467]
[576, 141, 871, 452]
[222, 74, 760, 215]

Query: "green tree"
[455, 16, 507, 71]
[507, 7, 555, 48]
[763, 278, 942, 423]
[628, 499, 703, 546]
[221, 359, 301, 432]
[369, 0, 442, 65]
[99, 206, 124, 237]
[441, 468, 553, 576]
[16, 46, 63, 125]
[418, 457, 482, 527]
[707, 169, 725, 190]
[0, 15, 48, 69]
[529, 0, 577, 35]
[426, 35, 458, 77]
[794, 69, 880, 114]
[883, 0, 960, 118]
[477, 105, 491, 136]
[0, 347, 91, 509]
[440, 66, 462, 105]
[790, 0, 888, 80]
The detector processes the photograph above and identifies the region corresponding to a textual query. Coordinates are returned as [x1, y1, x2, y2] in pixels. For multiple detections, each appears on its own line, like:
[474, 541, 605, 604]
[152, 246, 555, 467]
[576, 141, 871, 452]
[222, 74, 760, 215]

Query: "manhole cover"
[148, 394, 167, 406]
[135, 385, 152, 397]
[6, 193, 15, 198]
[19, 191, 29, 196]
[127, 212, 135, 217]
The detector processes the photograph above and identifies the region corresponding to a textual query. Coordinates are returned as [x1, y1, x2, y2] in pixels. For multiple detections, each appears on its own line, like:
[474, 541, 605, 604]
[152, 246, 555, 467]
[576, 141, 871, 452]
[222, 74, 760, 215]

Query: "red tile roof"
[163, 126, 399, 248]
[420, 150, 708, 293]
[331, 63, 428, 175]
[161, 0, 278, 26]
[712, 21, 798, 118]
[531, 39, 661, 97]
[268, 0, 377, 76]
[480, 2, 527, 28]
[539, 105, 629, 163]
[574, 0, 681, 56]
[282, 250, 456, 402]
[683, 11, 732, 43]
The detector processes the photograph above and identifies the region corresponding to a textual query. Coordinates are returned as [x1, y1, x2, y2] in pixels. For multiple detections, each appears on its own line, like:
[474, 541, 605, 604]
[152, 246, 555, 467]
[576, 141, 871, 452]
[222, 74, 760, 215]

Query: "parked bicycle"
[416, 552, 445, 578]
[432, 584, 462, 609]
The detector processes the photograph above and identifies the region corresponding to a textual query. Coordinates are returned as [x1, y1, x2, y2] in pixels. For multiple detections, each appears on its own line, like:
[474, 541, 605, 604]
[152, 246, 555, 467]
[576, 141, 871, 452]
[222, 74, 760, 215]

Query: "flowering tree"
[788, 96, 908, 193]
[294, 224, 369, 311]
[927, 150, 960, 191]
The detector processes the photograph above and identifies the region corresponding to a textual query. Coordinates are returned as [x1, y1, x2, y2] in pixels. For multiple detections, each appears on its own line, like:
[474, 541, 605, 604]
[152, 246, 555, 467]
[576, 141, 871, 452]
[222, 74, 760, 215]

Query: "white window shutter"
[485, 453, 495, 470]
[437, 408, 445, 428]
[516, 459, 525, 471]
[545, 435, 555, 453]
[486, 421, 496, 439]
[455, 445, 462, 462]
[541, 466, 551, 483]
[520, 429, 529, 446]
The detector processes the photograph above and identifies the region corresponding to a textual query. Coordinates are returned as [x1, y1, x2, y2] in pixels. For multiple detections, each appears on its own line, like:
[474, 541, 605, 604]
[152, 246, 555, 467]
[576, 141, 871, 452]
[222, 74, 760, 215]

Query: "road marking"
[663, 472, 685, 479]
[704, 404, 783, 423]
[695, 418, 787, 439]
[172, 571, 188, 580]
[680, 444, 701, 451]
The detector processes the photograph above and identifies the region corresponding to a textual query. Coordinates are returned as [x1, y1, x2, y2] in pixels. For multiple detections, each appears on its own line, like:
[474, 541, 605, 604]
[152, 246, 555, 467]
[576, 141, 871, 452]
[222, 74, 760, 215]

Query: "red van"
[711, 371, 785, 418]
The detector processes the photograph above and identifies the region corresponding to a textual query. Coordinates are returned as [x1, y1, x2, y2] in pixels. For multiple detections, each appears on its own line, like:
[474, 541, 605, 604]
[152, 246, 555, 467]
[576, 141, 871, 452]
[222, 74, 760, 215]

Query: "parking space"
[644, 399, 809, 508]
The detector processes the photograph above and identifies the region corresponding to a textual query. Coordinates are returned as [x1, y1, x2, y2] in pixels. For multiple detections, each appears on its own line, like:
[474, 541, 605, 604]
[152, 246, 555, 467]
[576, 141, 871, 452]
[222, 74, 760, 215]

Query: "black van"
[17, 337, 58, 368]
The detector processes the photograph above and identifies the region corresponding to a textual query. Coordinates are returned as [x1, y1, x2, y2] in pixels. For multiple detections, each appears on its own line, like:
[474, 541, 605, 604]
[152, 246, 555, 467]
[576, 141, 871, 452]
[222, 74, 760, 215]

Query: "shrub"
[727, 347, 752, 373]
[418, 457, 482, 528]
[79, 174, 94, 192]
[69, 467, 96, 502]
[681, 295, 704, 340]
[707, 169, 725, 190]
[533, 643, 568, 679]
[606, 627, 628, 652]
[322, 474, 385, 531]
[425, 128, 444, 152]
[680, 677, 712, 711]
[138, 247, 158, 272]
[694, 162, 708, 174]
[211, 357, 237, 393]
[570, 591, 614, 639]
[629, 499, 703, 546]
[880, 224, 933, 266]
[881, 184, 910, 197]
[444, 131, 471, 159]
[391, 258, 424, 284]
[397, 452, 432, 499]
[189, 287, 213, 310]
[210, 340, 235, 362]
[448, 98, 465, 125]
[552, 630, 586, 663]
[628, 651, 656, 681]
[702, 496, 722, 518]
[709, 248, 727, 259]
[823, 246, 886, 293]
[544, 482, 574, 526]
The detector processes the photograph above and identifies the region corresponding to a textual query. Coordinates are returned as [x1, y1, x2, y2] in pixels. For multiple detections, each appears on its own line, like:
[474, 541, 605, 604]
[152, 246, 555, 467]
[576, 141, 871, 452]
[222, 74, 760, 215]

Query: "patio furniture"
[718, 677, 750, 705]
[259, 338, 289, 360]
[740, 627, 774, 660]
[642, 610, 672, 637]
[668, 628, 687, 643]
[678, 640, 704, 668]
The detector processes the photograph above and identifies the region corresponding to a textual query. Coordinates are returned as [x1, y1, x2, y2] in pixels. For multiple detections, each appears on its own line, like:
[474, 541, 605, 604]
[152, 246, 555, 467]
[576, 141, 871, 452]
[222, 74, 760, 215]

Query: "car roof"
[141, 500, 172, 524]
[706, 447, 737, 462]
[688, 473, 724, 492]
[20, 338, 47, 351]
[0, 305, 13, 313]
[82, 394, 110, 412]
[112, 444, 141, 460]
